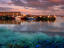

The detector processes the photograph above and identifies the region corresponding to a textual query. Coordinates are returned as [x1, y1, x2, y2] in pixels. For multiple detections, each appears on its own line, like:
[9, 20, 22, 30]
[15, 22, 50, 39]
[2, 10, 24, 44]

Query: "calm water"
[0, 16, 64, 32]
[0, 16, 64, 48]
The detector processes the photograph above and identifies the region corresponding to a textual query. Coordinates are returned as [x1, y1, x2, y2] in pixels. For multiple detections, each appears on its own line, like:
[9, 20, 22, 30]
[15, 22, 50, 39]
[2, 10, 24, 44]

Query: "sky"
[0, 0, 64, 15]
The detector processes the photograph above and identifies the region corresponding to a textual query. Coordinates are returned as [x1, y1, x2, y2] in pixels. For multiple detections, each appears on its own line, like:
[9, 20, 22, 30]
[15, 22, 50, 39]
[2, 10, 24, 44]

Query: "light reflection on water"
[0, 17, 64, 32]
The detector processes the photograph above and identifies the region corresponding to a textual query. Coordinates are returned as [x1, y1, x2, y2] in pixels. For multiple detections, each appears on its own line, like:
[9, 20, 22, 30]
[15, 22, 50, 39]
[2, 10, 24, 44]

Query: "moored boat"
[48, 14, 56, 21]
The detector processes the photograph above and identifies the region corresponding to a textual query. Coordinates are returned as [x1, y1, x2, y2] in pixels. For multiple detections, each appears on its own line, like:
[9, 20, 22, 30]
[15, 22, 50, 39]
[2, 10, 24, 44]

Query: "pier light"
[54, 16, 56, 18]
[48, 16, 50, 18]
[23, 14, 26, 16]
[40, 16, 42, 17]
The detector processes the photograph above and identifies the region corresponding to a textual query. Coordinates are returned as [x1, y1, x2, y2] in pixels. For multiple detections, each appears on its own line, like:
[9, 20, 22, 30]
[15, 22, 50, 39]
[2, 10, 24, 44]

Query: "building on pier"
[0, 12, 21, 16]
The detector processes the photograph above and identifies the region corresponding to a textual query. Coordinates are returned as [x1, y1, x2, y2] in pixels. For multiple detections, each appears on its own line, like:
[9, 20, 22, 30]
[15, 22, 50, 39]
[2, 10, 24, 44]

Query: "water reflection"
[0, 18, 56, 24]
[0, 20, 20, 24]
[0, 17, 64, 32]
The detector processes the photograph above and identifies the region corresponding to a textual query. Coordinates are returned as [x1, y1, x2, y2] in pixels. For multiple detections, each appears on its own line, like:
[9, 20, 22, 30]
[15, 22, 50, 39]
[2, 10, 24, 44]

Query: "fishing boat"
[15, 13, 22, 22]
[15, 16, 21, 22]
[48, 14, 56, 21]
[27, 17, 36, 20]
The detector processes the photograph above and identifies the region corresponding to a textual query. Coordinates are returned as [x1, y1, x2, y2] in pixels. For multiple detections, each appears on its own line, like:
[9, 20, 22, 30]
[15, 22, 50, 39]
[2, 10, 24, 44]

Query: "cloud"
[11, 0, 25, 6]
[0, 0, 64, 15]
[49, 0, 63, 3]
[0, 7, 12, 12]
[11, 0, 64, 10]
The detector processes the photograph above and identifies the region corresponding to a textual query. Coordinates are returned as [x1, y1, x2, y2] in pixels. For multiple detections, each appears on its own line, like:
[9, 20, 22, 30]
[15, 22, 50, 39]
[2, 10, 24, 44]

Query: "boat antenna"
[53, 7, 56, 17]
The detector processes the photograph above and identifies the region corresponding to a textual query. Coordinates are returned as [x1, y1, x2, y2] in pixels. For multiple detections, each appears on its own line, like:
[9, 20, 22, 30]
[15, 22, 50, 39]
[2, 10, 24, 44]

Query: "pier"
[0, 12, 56, 22]
[0, 12, 21, 20]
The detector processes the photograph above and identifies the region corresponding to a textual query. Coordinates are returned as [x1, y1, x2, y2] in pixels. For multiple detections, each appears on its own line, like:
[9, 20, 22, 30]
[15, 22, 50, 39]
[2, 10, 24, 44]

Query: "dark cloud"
[11, 0, 64, 10]
[26, 0, 39, 2]
[11, 0, 25, 6]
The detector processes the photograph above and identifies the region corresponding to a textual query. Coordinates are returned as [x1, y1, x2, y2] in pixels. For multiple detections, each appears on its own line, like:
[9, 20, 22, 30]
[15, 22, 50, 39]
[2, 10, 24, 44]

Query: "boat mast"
[48, 7, 51, 17]
[54, 13, 55, 16]
[53, 8, 56, 17]
[49, 13, 50, 16]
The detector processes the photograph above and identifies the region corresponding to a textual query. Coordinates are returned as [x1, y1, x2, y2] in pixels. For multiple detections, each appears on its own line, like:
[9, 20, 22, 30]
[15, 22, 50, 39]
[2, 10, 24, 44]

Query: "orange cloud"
[49, 0, 61, 2]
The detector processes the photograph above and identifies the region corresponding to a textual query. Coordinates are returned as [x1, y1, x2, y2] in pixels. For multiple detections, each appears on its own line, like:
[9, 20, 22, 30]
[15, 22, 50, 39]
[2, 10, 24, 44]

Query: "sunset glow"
[0, 0, 64, 15]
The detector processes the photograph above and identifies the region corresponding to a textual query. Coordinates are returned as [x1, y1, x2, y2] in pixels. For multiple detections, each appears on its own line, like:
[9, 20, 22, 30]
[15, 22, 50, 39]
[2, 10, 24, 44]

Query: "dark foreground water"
[0, 16, 64, 48]
[0, 28, 64, 48]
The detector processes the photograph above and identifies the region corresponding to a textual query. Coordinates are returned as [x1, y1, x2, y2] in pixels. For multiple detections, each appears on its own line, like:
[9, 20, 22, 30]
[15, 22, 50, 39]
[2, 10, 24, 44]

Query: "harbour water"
[0, 16, 64, 48]
[0, 16, 64, 32]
